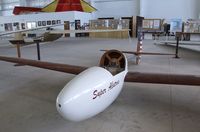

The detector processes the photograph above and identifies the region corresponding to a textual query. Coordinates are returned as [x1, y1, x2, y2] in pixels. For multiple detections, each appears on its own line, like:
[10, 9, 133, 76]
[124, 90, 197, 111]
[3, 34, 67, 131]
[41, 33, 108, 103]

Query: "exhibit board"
[170, 19, 182, 33]
[142, 19, 162, 30]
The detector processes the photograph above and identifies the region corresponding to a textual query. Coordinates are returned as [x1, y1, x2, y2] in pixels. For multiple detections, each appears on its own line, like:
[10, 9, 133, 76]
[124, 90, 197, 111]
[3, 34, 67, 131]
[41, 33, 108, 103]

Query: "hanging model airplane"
[13, 0, 97, 15]
[0, 50, 200, 122]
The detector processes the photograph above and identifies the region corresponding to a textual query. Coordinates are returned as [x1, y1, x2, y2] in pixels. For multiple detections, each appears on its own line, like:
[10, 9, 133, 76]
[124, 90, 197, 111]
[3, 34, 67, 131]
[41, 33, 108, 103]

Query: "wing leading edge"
[125, 72, 200, 86]
[0, 56, 200, 86]
[0, 56, 87, 75]
[100, 50, 175, 56]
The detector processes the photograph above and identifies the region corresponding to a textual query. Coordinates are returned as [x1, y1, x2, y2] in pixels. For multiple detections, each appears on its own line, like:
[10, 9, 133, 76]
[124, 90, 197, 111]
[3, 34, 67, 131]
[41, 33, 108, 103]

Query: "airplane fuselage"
[56, 66, 127, 121]
[56, 50, 128, 121]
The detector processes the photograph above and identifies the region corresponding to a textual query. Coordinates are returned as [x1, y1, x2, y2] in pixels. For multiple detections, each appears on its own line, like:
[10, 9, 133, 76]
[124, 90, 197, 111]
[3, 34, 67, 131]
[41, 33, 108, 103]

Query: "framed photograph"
[13, 22, 20, 30]
[142, 20, 150, 29]
[42, 21, 46, 26]
[38, 21, 42, 26]
[27, 21, 37, 29]
[149, 20, 154, 28]
[21, 23, 26, 29]
[4, 23, 13, 31]
[52, 20, 56, 25]
[170, 19, 182, 32]
[57, 20, 61, 24]
[47, 20, 51, 25]
[153, 20, 161, 29]
[143, 19, 162, 30]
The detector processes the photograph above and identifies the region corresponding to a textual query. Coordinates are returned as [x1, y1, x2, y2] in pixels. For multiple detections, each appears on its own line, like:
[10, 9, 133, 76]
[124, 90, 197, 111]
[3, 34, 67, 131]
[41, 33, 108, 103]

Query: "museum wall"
[140, 0, 199, 21]
[91, 0, 140, 19]
[198, 0, 200, 18]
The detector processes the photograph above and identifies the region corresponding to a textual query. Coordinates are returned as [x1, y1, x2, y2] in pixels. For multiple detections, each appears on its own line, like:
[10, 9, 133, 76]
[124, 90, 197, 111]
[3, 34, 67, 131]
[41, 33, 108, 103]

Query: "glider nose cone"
[56, 79, 90, 122]
[56, 89, 79, 121]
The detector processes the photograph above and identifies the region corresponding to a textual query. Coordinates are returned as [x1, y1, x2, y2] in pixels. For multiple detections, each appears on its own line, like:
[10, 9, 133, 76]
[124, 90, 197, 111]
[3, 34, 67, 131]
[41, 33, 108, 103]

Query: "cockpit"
[99, 50, 126, 75]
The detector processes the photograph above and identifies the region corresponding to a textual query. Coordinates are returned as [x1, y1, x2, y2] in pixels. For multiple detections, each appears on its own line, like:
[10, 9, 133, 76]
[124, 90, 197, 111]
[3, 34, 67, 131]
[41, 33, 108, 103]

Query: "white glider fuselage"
[56, 51, 128, 121]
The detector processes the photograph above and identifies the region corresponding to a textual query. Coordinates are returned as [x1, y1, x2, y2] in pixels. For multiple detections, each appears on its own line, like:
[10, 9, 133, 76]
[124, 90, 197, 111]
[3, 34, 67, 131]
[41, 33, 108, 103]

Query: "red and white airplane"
[0, 50, 200, 122]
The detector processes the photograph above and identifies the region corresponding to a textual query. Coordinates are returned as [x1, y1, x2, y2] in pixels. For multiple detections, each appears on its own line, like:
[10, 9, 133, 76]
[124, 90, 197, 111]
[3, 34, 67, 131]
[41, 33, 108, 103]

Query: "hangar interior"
[0, 0, 200, 132]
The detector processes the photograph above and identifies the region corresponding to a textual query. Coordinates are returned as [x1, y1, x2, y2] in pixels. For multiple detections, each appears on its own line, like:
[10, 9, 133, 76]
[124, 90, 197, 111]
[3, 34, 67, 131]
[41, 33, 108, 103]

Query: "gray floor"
[0, 37, 200, 132]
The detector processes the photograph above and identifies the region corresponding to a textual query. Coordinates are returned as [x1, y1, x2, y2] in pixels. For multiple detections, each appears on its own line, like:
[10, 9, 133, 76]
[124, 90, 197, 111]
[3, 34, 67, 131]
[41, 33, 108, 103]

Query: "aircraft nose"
[57, 103, 62, 108]
[56, 90, 80, 121]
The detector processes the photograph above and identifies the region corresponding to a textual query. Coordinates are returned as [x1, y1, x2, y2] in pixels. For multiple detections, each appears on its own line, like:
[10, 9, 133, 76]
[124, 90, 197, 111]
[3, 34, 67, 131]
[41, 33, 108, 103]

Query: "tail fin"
[42, 0, 96, 13]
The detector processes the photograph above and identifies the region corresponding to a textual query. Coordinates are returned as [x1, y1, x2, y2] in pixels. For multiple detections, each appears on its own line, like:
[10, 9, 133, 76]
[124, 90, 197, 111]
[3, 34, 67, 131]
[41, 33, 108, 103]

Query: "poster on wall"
[142, 20, 150, 28]
[142, 19, 161, 30]
[149, 20, 154, 28]
[21, 23, 26, 29]
[13, 22, 20, 31]
[4, 23, 13, 31]
[170, 19, 182, 33]
[153, 20, 161, 29]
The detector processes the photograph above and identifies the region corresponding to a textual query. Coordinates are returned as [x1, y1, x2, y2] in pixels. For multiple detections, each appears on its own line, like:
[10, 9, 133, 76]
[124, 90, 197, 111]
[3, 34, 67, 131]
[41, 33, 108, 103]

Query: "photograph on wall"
[142, 20, 150, 29]
[153, 20, 161, 29]
[27, 21, 37, 29]
[170, 19, 182, 32]
[149, 20, 154, 28]
[52, 20, 56, 25]
[38, 21, 42, 26]
[21, 23, 26, 29]
[42, 21, 46, 26]
[4, 23, 13, 31]
[13, 22, 20, 31]
[47, 21, 52, 25]
[57, 20, 61, 24]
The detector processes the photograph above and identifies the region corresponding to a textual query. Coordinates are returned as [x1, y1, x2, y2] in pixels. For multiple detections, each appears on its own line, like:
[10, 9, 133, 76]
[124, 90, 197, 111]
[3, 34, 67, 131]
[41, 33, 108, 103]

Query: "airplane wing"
[100, 50, 174, 56]
[120, 51, 174, 55]
[125, 72, 200, 86]
[0, 55, 200, 86]
[0, 56, 87, 75]
[159, 41, 200, 46]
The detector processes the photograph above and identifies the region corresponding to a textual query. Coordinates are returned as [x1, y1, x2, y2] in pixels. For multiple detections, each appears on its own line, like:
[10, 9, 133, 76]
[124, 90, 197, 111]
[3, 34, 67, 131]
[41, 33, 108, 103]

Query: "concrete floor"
[0, 37, 200, 132]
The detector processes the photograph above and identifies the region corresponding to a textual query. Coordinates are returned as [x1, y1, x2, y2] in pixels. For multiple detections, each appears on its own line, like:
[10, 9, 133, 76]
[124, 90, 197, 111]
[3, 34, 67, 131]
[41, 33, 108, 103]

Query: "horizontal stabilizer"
[100, 50, 174, 56]
[121, 51, 175, 56]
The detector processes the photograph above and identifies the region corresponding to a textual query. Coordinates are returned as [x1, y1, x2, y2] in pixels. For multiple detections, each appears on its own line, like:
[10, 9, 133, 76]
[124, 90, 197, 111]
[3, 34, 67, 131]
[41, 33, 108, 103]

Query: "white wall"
[198, 0, 200, 18]
[92, 0, 140, 19]
[0, 11, 93, 33]
[140, 0, 199, 21]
